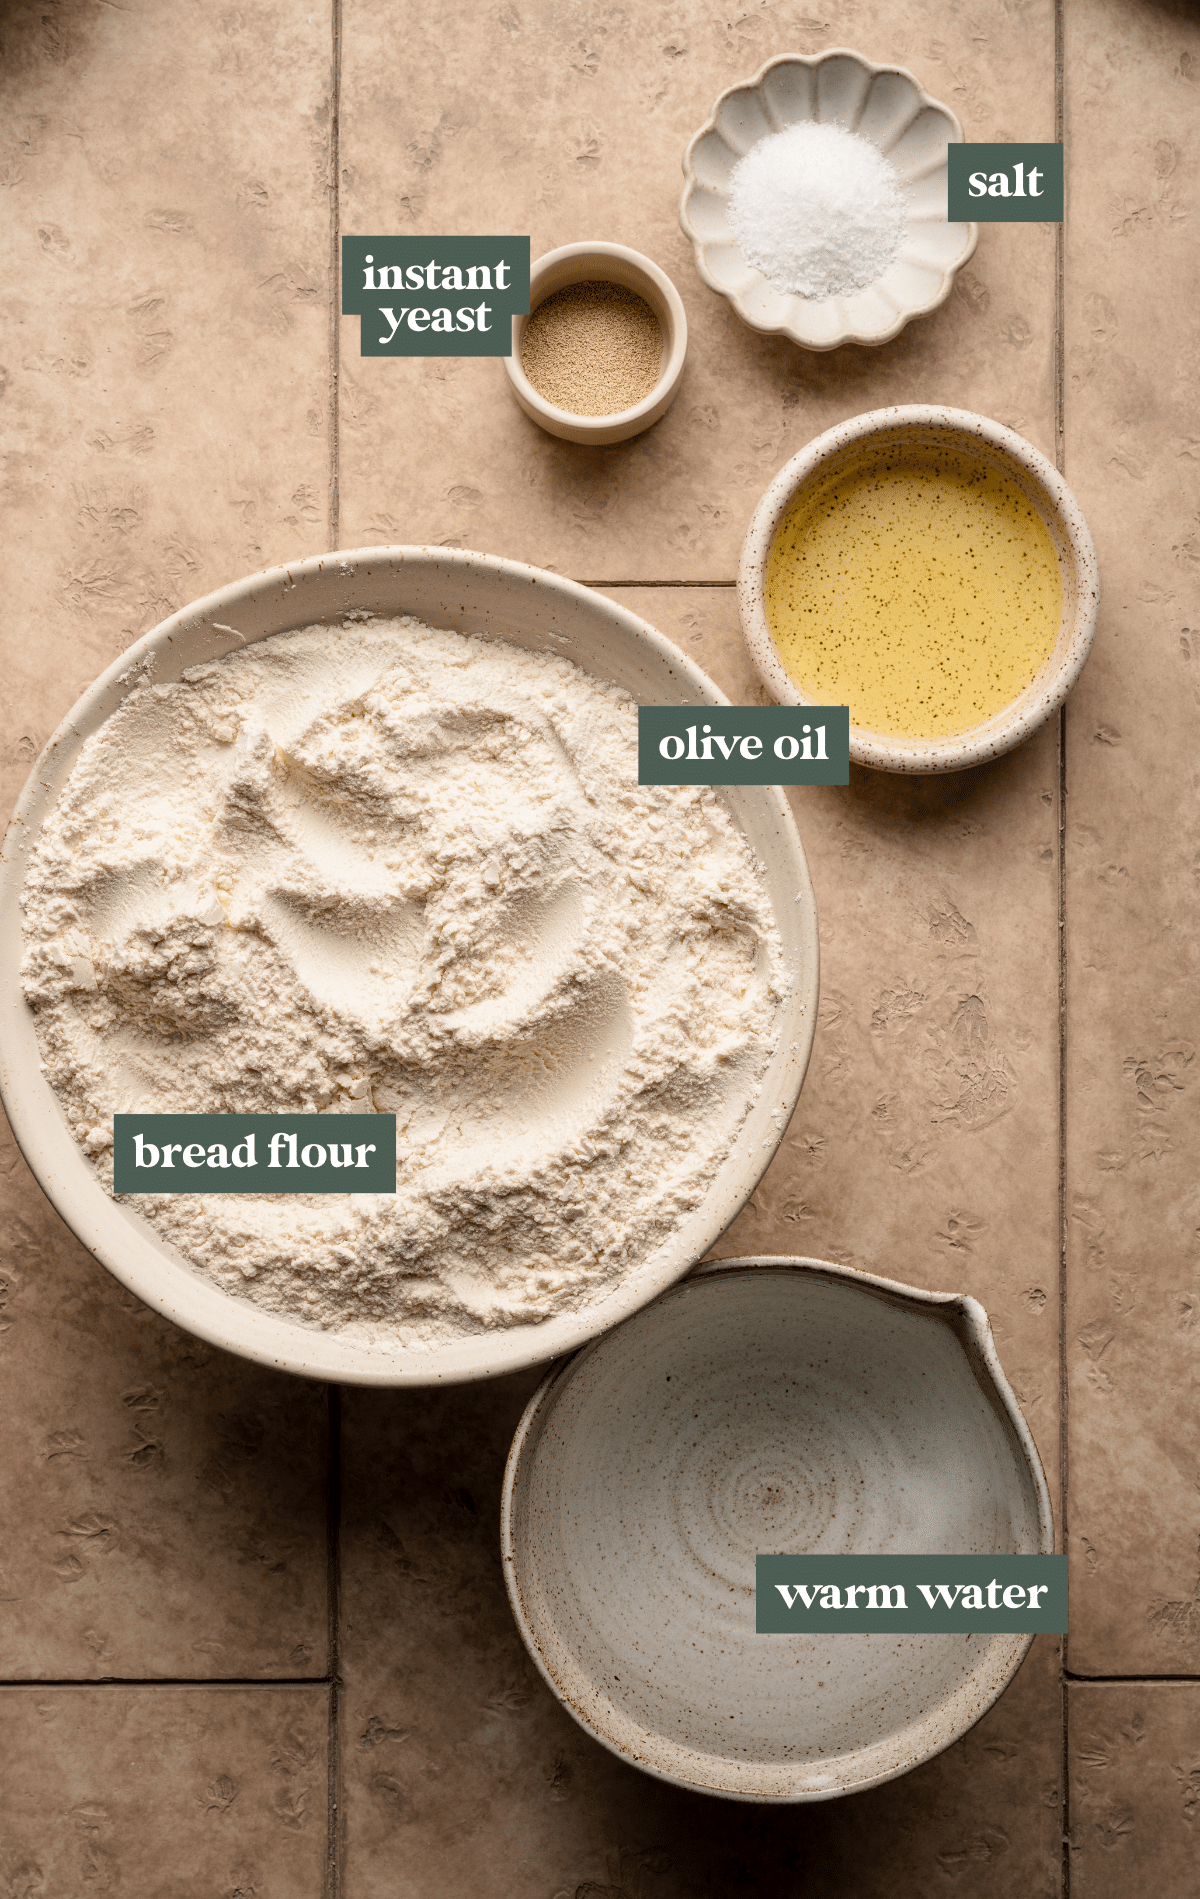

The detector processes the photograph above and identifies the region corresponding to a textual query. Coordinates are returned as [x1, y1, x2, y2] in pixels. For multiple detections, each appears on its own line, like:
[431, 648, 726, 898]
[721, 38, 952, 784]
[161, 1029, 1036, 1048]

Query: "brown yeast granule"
[520, 281, 663, 417]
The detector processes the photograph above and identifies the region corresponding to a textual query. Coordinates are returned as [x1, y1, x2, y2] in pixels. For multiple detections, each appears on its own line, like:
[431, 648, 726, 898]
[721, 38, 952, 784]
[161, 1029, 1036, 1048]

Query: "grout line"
[1065, 1674, 1200, 1686]
[326, 9, 344, 1886]
[326, 1383, 343, 1899]
[328, 0, 343, 553]
[583, 579, 736, 590]
[1056, 4, 1069, 1891]
[0, 1678, 331, 1689]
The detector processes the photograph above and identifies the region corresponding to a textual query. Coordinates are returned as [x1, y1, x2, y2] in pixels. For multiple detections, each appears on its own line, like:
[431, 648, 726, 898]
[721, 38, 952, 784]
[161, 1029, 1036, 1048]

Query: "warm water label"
[947, 145, 1064, 222]
[341, 236, 531, 356]
[638, 707, 850, 786]
[113, 1114, 397, 1194]
[756, 1555, 1066, 1633]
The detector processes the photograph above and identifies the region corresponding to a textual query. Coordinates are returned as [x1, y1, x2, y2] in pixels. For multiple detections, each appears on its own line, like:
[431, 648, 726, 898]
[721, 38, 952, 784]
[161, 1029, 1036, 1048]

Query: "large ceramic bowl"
[0, 550, 818, 1386]
[502, 1256, 1053, 1801]
[739, 406, 1101, 773]
[680, 49, 977, 350]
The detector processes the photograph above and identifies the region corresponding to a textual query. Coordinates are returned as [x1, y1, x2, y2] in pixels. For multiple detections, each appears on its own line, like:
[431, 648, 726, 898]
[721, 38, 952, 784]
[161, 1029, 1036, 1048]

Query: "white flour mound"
[21, 619, 787, 1345]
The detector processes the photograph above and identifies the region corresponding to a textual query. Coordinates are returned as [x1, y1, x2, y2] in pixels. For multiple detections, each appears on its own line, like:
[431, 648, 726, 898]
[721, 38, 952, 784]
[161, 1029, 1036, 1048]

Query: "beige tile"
[337, 2, 1057, 577]
[1068, 1683, 1200, 1894]
[0, 1684, 328, 1893]
[0, 1111, 329, 1680]
[603, 587, 1063, 1513]
[0, 0, 333, 821]
[340, 1380, 1062, 1898]
[0, 0, 335, 1687]
[1062, 0, 1200, 1674]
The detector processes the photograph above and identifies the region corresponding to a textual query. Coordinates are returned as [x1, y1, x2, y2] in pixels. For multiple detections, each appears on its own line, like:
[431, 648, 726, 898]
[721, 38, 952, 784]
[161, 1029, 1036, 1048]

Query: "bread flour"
[20, 618, 787, 1344]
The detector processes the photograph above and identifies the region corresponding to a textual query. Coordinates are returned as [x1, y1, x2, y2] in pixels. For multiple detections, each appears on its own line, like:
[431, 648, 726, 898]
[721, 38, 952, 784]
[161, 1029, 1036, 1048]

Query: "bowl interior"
[521, 250, 677, 382]
[504, 1260, 1047, 1800]
[508, 246, 684, 437]
[0, 550, 818, 1386]
[775, 425, 1078, 712]
[740, 413, 1099, 770]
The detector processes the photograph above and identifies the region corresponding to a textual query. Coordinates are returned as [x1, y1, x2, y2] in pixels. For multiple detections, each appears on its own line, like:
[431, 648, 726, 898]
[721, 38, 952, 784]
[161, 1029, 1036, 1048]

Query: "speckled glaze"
[502, 1256, 1054, 1802]
[503, 243, 688, 445]
[0, 550, 818, 1387]
[679, 51, 978, 351]
[739, 406, 1101, 774]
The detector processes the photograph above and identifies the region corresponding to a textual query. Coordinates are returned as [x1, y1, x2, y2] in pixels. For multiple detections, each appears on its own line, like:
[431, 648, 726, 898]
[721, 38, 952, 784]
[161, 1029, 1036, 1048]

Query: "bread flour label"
[113, 1114, 397, 1194]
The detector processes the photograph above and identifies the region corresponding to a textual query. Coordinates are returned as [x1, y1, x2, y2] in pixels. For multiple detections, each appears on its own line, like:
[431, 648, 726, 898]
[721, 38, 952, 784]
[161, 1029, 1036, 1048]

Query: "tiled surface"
[1062, 0, 1200, 1676]
[0, 1118, 330, 1682]
[0, 1684, 329, 1893]
[0, 0, 333, 823]
[0, 0, 333, 1684]
[337, 0, 1057, 576]
[341, 1378, 1063, 1898]
[606, 588, 1062, 1518]
[0, 0, 1196, 1892]
[1068, 1684, 1200, 1892]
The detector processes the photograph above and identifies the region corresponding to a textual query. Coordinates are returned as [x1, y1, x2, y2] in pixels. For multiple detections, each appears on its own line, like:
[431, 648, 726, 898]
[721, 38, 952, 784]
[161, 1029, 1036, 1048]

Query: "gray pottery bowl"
[0, 550, 818, 1386]
[502, 1256, 1053, 1801]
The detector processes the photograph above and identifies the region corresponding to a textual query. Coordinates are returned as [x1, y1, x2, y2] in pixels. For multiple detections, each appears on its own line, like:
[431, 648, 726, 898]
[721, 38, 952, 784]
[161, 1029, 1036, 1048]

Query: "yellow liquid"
[764, 443, 1063, 740]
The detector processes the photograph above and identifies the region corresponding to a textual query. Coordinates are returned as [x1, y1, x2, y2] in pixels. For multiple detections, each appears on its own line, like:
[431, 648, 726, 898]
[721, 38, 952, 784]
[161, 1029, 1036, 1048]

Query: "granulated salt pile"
[727, 120, 906, 301]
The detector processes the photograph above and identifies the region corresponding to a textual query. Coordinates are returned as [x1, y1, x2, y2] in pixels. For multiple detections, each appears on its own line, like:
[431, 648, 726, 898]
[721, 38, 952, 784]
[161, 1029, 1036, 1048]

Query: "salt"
[726, 120, 906, 301]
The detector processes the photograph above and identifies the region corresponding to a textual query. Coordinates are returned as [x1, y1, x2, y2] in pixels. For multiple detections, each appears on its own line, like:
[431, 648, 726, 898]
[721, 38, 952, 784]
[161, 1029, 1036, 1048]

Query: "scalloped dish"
[680, 49, 978, 350]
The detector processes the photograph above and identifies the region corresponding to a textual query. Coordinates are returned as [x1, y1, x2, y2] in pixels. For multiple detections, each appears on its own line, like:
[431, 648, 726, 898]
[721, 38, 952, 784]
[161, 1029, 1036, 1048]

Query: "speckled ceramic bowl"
[503, 242, 688, 445]
[0, 550, 818, 1387]
[739, 405, 1101, 774]
[502, 1256, 1053, 1802]
[680, 49, 977, 350]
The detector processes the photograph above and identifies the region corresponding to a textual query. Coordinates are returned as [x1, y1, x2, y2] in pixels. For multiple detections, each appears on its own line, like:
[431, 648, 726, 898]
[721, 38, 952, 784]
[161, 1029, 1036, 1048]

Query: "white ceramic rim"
[503, 242, 688, 443]
[502, 1254, 1055, 1804]
[0, 548, 818, 1386]
[679, 49, 979, 351]
[738, 405, 1102, 773]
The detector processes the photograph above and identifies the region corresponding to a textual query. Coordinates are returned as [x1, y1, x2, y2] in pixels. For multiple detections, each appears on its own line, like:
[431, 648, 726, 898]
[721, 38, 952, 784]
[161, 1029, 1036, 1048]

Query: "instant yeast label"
[341, 235, 531, 356]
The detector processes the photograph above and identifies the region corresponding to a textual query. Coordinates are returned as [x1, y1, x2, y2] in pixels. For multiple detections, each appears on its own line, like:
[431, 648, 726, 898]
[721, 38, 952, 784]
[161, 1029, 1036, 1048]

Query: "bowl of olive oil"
[739, 406, 1099, 773]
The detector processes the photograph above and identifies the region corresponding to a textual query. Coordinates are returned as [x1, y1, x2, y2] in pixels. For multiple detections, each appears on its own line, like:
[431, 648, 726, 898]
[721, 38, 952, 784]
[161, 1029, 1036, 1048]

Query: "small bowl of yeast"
[503, 241, 688, 445]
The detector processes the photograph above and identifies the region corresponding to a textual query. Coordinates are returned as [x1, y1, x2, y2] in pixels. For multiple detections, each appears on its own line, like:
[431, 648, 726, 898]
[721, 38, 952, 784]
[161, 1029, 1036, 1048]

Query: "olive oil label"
[114, 1114, 397, 1194]
[948, 144, 1064, 222]
[341, 236, 530, 356]
[756, 1555, 1067, 1633]
[638, 706, 850, 785]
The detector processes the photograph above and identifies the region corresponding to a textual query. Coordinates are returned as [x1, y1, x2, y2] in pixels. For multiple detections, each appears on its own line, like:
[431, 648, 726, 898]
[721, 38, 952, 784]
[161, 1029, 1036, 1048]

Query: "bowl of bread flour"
[0, 549, 818, 1384]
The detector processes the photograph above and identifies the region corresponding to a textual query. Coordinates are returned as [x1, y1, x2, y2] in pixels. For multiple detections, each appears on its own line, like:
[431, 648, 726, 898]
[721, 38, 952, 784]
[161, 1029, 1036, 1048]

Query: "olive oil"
[765, 442, 1063, 740]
